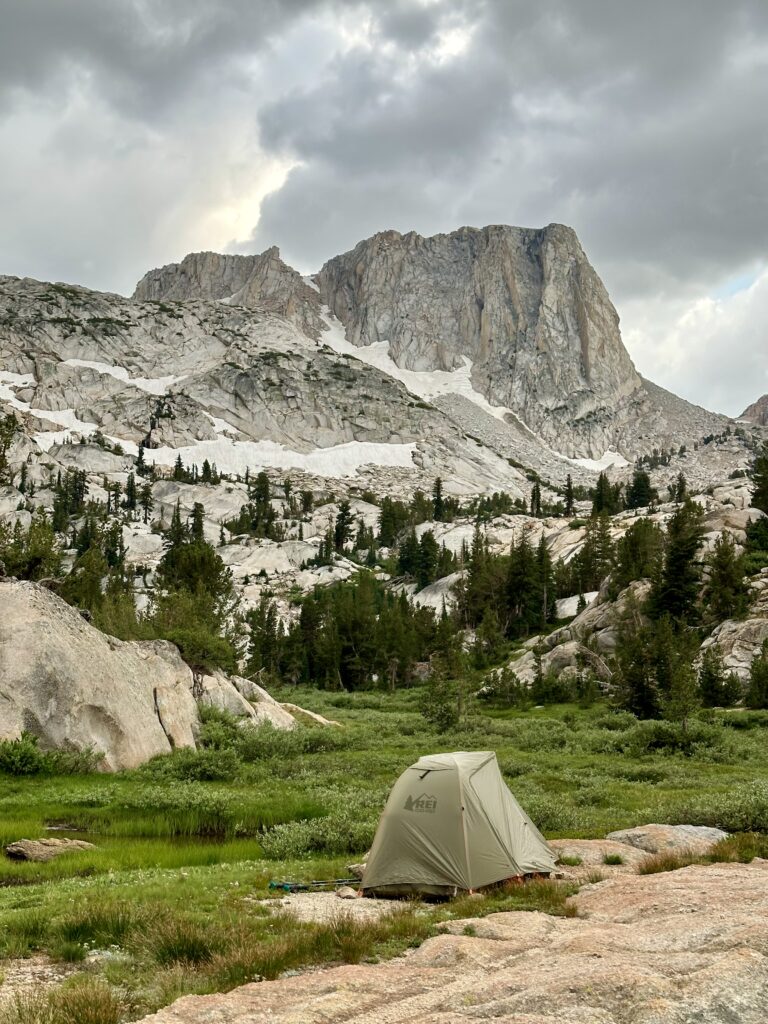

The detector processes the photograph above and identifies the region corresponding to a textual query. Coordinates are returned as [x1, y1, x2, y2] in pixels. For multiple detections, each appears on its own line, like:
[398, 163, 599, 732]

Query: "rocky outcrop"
[0, 580, 309, 770]
[699, 616, 768, 682]
[135, 860, 768, 1024]
[740, 393, 768, 426]
[0, 579, 199, 770]
[132, 248, 325, 340]
[318, 225, 726, 457]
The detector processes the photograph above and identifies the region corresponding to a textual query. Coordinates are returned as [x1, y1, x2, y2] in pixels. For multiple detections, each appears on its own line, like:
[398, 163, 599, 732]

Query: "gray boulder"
[5, 838, 95, 861]
[606, 824, 728, 854]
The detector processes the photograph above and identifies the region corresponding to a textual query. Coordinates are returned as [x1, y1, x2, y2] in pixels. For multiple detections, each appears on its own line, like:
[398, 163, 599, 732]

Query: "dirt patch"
[0, 956, 82, 1007]
[262, 890, 421, 925]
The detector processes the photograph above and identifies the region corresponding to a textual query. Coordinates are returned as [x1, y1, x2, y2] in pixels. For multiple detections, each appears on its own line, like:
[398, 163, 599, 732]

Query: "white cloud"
[621, 266, 768, 415]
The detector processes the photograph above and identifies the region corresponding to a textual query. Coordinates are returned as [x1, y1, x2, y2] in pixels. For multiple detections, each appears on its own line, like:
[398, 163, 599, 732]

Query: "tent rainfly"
[362, 751, 557, 896]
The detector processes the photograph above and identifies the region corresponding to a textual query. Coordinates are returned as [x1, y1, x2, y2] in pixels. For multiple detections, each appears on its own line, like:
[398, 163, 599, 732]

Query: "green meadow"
[1, 689, 767, 1022]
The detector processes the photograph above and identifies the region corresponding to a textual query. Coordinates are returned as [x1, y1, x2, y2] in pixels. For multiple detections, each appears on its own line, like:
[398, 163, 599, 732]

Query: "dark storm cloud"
[249, 0, 768, 299]
[0, 0, 334, 117]
[1, 0, 767, 411]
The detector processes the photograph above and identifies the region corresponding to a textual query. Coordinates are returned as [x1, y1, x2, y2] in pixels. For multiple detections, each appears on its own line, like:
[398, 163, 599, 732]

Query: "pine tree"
[173, 454, 184, 481]
[334, 500, 354, 552]
[530, 481, 542, 518]
[416, 531, 440, 588]
[0, 414, 16, 486]
[139, 482, 154, 525]
[432, 477, 445, 521]
[747, 640, 768, 709]
[136, 444, 146, 477]
[702, 531, 749, 623]
[613, 596, 661, 718]
[626, 469, 653, 509]
[124, 472, 137, 511]
[536, 534, 555, 628]
[698, 647, 742, 707]
[564, 474, 574, 516]
[591, 472, 617, 515]
[751, 443, 768, 514]
[166, 501, 186, 547]
[661, 659, 700, 731]
[650, 499, 704, 620]
[190, 503, 205, 542]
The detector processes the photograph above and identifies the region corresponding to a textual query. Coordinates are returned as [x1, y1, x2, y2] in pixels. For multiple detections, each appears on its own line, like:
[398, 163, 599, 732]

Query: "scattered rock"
[606, 823, 728, 854]
[335, 886, 359, 900]
[0, 956, 82, 1009]
[279, 703, 342, 728]
[5, 837, 95, 862]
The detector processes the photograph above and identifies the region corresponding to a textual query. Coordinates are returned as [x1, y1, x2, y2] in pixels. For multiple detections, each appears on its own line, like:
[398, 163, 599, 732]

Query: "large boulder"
[0, 580, 308, 770]
[0, 579, 199, 770]
[606, 824, 728, 854]
[699, 617, 768, 682]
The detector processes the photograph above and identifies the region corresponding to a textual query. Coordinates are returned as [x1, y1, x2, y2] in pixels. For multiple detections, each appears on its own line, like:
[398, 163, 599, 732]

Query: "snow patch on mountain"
[63, 359, 181, 395]
[205, 413, 240, 435]
[568, 450, 630, 472]
[141, 437, 418, 478]
[318, 309, 513, 422]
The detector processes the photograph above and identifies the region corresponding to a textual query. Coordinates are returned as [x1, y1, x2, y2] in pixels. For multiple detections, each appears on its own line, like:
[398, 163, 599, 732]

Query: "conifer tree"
[139, 482, 154, 524]
[416, 530, 440, 588]
[530, 481, 542, 518]
[750, 443, 768, 514]
[626, 469, 654, 509]
[432, 477, 445, 521]
[334, 500, 354, 552]
[124, 472, 137, 512]
[702, 531, 749, 623]
[650, 499, 704, 620]
[698, 648, 742, 707]
[747, 640, 768, 709]
[564, 474, 574, 517]
[661, 659, 700, 731]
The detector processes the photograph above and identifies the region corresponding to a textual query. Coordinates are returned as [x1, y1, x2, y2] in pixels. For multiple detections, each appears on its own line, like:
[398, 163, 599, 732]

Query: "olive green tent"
[362, 751, 556, 896]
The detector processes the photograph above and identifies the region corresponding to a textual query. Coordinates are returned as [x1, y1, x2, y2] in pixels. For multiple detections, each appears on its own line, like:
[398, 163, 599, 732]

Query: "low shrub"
[259, 807, 377, 859]
[140, 748, 241, 783]
[0, 734, 98, 776]
[664, 782, 768, 833]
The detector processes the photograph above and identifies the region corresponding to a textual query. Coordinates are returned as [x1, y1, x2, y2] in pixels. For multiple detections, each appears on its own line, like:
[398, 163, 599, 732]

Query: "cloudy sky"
[1, 0, 767, 416]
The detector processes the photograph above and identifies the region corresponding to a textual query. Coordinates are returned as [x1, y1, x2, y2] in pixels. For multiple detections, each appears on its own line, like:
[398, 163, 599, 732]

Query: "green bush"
[260, 810, 377, 859]
[617, 719, 736, 761]
[665, 782, 768, 832]
[0, 734, 98, 776]
[139, 747, 241, 782]
[0, 733, 50, 775]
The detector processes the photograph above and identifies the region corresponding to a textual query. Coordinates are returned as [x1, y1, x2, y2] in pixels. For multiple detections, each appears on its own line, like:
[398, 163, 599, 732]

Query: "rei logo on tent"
[404, 793, 437, 813]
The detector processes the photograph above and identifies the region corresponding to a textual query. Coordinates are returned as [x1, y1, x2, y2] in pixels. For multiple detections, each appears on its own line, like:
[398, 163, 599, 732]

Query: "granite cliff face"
[318, 224, 652, 455]
[133, 247, 324, 339]
[740, 394, 768, 426]
[127, 224, 728, 460]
